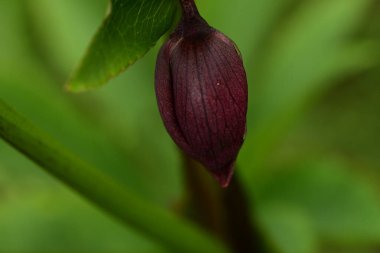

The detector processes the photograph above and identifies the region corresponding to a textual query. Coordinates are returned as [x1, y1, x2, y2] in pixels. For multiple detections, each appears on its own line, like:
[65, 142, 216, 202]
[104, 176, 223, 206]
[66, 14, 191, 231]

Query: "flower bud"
[155, 0, 248, 187]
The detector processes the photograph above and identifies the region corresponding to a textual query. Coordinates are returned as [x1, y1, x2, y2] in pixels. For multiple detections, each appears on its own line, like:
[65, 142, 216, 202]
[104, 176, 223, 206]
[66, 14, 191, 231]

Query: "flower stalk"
[179, 0, 199, 20]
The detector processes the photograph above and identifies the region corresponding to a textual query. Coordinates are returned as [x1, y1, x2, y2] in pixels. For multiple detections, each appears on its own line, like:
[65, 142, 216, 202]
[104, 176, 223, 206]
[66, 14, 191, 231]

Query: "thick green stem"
[0, 99, 230, 253]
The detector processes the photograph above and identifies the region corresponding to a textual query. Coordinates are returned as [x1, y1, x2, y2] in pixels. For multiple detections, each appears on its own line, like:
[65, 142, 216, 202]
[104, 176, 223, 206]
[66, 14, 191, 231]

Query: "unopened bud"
[155, 0, 248, 187]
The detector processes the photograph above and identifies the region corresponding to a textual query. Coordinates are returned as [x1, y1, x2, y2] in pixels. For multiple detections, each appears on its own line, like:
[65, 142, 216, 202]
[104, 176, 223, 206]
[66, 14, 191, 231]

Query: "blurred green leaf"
[197, 0, 296, 58]
[0, 170, 165, 253]
[297, 68, 380, 170]
[23, 0, 108, 75]
[258, 202, 318, 253]
[66, 0, 178, 92]
[257, 160, 380, 247]
[240, 0, 376, 181]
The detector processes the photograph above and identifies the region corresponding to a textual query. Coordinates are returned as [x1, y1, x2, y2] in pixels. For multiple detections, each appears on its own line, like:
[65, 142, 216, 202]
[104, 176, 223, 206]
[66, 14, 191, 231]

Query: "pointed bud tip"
[211, 163, 235, 188]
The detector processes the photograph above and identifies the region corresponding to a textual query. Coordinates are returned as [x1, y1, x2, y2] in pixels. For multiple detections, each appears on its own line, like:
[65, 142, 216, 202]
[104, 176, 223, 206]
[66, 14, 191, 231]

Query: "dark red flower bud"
[155, 0, 248, 187]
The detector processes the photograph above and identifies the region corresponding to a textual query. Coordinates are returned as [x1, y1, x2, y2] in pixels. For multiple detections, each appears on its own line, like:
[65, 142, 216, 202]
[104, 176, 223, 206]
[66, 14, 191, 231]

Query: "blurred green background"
[0, 0, 380, 252]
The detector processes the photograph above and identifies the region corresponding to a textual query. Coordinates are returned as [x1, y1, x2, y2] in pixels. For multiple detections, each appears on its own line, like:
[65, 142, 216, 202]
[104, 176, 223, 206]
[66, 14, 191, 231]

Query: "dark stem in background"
[182, 154, 227, 239]
[182, 154, 269, 253]
[223, 177, 269, 253]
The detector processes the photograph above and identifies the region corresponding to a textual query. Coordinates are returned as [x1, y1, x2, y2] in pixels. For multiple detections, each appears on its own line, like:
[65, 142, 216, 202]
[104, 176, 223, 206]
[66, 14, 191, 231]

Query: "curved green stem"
[0, 99, 230, 253]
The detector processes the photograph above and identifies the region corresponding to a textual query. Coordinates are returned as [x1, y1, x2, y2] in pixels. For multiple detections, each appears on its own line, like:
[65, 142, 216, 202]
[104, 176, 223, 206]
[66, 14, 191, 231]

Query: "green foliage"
[1, 0, 380, 253]
[240, 0, 376, 177]
[66, 0, 178, 92]
[258, 202, 318, 253]
[0, 170, 164, 252]
[258, 161, 380, 248]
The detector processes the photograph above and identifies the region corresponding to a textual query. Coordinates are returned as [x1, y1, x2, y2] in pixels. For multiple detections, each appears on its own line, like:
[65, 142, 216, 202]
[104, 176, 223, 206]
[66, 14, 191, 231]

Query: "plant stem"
[179, 0, 199, 20]
[0, 99, 230, 253]
[222, 177, 268, 253]
[182, 154, 227, 239]
[182, 154, 269, 253]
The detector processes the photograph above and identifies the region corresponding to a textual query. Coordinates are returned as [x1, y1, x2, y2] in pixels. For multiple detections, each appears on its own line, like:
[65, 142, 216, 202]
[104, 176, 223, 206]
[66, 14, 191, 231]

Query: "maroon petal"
[155, 37, 194, 157]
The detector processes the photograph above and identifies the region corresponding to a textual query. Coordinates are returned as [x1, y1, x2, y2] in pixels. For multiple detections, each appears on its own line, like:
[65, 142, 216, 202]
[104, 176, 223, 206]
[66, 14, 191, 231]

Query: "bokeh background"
[0, 0, 380, 252]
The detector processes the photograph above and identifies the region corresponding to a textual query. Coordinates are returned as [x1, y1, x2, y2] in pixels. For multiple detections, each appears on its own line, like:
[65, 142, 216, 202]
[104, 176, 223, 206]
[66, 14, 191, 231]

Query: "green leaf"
[197, 0, 296, 58]
[258, 203, 318, 253]
[0, 175, 165, 252]
[66, 0, 178, 92]
[239, 0, 375, 181]
[0, 99, 230, 253]
[22, 0, 108, 74]
[257, 160, 380, 246]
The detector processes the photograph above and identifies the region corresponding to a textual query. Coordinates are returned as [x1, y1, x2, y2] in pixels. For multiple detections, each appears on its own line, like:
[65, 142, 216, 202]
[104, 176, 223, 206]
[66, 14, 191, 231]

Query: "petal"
[155, 38, 193, 156]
